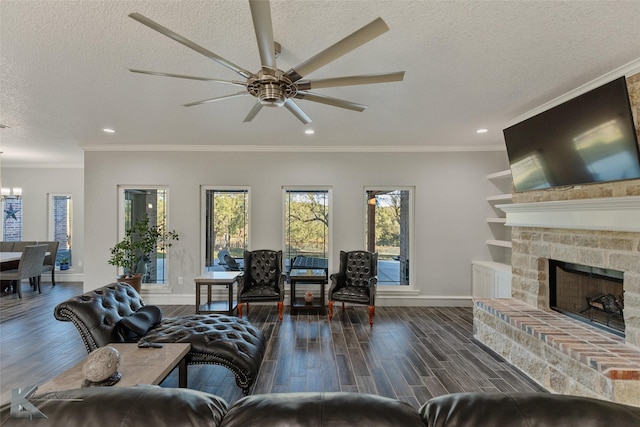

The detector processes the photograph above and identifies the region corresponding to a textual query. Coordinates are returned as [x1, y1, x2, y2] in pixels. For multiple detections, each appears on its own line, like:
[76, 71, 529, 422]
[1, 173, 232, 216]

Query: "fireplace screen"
[549, 260, 624, 336]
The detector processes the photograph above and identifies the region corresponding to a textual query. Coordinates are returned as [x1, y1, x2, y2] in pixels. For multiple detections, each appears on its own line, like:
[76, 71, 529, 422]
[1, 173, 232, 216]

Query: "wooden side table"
[195, 271, 241, 315]
[289, 268, 328, 314]
[36, 343, 191, 394]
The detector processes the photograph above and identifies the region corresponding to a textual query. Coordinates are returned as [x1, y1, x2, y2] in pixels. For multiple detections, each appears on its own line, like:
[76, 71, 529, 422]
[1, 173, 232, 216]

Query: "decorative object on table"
[108, 214, 179, 292]
[304, 291, 314, 304]
[82, 346, 121, 387]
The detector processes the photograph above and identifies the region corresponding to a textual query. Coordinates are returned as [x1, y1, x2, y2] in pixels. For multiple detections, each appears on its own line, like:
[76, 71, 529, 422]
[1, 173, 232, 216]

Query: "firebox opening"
[549, 260, 625, 337]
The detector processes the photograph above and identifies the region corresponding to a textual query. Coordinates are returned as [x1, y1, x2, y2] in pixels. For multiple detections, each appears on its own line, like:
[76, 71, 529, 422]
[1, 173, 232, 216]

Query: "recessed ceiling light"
[476, 128, 488, 134]
[103, 128, 116, 133]
[305, 129, 315, 135]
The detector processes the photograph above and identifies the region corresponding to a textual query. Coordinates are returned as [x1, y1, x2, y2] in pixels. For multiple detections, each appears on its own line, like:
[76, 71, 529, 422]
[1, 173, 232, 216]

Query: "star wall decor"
[4, 203, 20, 221]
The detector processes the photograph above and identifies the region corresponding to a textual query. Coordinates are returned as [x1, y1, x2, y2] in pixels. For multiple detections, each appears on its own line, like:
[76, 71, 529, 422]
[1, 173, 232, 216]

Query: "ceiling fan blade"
[285, 17, 389, 82]
[249, 0, 277, 69]
[296, 71, 405, 90]
[129, 69, 247, 86]
[284, 99, 312, 124]
[295, 92, 367, 112]
[243, 102, 264, 122]
[182, 92, 249, 107]
[129, 13, 254, 79]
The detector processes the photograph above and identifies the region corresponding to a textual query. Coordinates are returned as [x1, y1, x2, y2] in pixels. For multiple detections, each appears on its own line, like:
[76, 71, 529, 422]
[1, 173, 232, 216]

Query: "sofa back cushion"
[420, 392, 640, 427]
[1, 386, 228, 427]
[221, 392, 425, 427]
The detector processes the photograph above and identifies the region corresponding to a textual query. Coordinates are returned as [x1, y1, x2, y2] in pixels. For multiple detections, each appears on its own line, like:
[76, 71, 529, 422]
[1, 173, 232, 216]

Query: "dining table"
[0, 252, 22, 263]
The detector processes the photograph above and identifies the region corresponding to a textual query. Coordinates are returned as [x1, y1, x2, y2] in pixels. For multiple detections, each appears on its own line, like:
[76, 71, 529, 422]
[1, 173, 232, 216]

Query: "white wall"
[0, 166, 85, 280]
[84, 150, 507, 305]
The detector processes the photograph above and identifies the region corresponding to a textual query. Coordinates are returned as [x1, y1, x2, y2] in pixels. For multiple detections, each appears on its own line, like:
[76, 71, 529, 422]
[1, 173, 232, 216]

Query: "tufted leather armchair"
[235, 250, 286, 321]
[328, 250, 378, 326]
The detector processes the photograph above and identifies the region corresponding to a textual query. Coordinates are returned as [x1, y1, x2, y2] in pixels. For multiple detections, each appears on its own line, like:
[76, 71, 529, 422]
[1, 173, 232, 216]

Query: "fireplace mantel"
[497, 196, 640, 232]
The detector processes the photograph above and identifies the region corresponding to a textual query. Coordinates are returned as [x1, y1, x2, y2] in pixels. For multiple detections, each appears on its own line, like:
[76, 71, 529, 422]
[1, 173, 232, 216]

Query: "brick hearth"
[474, 299, 640, 405]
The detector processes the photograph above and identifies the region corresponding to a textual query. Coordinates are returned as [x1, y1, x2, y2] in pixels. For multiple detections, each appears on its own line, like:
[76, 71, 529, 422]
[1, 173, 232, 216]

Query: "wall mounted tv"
[503, 76, 640, 192]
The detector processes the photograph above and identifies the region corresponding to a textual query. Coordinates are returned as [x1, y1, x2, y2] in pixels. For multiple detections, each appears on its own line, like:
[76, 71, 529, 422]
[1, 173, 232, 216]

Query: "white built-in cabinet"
[472, 261, 512, 298]
[471, 169, 513, 298]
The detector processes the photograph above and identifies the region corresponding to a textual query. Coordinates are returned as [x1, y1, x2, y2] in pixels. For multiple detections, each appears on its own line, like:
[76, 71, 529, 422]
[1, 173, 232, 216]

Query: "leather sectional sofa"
[2, 386, 640, 426]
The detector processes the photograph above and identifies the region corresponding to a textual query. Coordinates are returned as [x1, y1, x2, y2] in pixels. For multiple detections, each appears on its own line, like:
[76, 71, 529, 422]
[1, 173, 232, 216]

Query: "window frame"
[200, 185, 251, 274]
[47, 193, 72, 268]
[117, 185, 172, 287]
[363, 186, 415, 287]
[282, 186, 333, 276]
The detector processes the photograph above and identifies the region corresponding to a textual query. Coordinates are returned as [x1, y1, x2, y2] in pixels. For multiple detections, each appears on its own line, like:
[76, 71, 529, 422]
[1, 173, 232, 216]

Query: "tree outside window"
[204, 189, 249, 271]
[365, 188, 412, 285]
[284, 189, 330, 271]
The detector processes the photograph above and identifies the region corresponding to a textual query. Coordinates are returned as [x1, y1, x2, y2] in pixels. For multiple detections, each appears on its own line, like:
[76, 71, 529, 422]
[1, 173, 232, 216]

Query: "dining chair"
[0, 244, 48, 298]
[40, 241, 60, 286]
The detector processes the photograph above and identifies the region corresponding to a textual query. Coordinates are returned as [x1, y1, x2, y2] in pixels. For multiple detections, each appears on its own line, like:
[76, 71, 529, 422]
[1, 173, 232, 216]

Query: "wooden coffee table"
[36, 343, 191, 394]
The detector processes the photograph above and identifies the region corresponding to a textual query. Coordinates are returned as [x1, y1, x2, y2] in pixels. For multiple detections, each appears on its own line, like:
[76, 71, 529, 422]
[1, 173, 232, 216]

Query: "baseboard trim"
[143, 293, 473, 307]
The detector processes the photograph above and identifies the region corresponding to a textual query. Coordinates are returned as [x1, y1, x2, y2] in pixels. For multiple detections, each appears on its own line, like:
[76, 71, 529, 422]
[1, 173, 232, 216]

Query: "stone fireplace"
[474, 72, 640, 406]
[474, 197, 640, 406]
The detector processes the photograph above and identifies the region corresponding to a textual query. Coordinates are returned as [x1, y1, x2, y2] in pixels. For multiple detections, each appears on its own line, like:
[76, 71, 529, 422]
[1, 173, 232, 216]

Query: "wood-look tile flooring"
[0, 282, 545, 408]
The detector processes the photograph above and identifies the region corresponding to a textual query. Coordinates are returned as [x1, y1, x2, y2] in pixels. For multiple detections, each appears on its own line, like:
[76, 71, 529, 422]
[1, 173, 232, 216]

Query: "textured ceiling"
[1, 0, 640, 167]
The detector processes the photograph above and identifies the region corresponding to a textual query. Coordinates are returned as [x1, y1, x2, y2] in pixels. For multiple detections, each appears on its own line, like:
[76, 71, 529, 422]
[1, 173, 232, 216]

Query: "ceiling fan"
[128, 0, 405, 124]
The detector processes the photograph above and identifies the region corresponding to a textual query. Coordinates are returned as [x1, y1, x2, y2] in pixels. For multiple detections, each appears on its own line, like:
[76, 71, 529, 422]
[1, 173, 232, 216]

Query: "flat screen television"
[503, 76, 640, 192]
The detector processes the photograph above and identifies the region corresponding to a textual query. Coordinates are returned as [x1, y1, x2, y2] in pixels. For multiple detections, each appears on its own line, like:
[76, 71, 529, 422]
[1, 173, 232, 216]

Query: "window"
[48, 194, 72, 267]
[119, 187, 170, 285]
[284, 188, 330, 273]
[2, 198, 22, 241]
[365, 188, 413, 285]
[202, 188, 249, 272]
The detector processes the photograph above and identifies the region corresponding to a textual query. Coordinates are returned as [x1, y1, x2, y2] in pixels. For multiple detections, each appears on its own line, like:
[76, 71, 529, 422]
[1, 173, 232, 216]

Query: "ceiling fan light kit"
[128, 0, 404, 124]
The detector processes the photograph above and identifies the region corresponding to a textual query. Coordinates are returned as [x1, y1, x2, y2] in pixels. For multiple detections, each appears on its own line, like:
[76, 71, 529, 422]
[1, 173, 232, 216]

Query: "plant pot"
[59, 262, 69, 271]
[116, 273, 143, 293]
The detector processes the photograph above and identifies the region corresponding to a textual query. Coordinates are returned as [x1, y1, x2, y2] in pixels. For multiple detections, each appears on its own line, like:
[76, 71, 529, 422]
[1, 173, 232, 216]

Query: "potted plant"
[59, 257, 70, 271]
[108, 214, 179, 292]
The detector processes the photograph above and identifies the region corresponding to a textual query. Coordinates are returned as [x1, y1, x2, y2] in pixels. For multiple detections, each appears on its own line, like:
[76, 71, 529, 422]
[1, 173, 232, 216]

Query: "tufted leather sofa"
[328, 250, 378, 326]
[54, 283, 266, 395]
[3, 388, 640, 426]
[235, 250, 286, 321]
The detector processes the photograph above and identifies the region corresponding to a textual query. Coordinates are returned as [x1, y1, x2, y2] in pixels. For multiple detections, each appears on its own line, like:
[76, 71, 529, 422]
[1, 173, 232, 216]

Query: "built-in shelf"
[486, 169, 512, 180]
[487, 194, 513, 202]
[486, 239, 512, 248]
[487, 218, 507, 224]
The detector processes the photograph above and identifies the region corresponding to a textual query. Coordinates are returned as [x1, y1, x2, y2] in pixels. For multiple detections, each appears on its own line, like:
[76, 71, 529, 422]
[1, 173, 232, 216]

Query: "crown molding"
[506, 57, 640, 128]
[82, 144, 506, 153]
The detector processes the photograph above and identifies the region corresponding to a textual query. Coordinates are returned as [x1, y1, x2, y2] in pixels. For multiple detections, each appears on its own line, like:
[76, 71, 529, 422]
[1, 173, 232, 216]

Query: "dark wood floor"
[0, 282, 545, 408]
